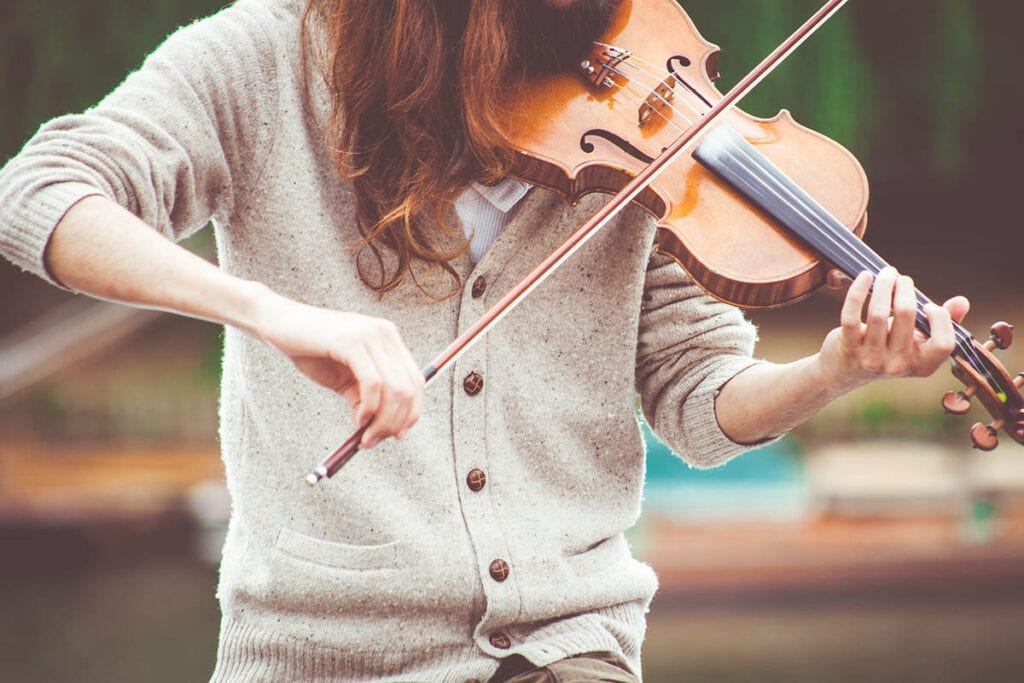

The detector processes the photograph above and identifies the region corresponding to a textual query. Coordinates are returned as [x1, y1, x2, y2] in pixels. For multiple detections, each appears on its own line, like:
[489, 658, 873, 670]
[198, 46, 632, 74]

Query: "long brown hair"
[301, 0, 618, 297]
[301, 0, 523, 297]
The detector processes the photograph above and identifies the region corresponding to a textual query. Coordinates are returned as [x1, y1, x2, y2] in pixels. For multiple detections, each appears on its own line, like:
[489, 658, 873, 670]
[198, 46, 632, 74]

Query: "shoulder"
[116, 0, 309, 127]
[148, 0, 305, 74]
[179, 0, 304, 46]
[230, 0, 307, 35]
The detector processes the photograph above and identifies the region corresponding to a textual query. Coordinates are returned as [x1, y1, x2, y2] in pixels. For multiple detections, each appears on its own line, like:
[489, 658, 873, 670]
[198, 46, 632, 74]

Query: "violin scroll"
[989, 321, 1013, 350]
[942, 322, 1024, 450]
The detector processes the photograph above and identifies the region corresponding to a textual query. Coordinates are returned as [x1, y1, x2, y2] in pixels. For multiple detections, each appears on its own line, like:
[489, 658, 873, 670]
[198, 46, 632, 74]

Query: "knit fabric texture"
[0, 1, 765, 680]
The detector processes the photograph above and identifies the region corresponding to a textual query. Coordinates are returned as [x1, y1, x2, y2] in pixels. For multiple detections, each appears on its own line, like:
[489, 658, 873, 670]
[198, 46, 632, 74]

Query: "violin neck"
[693, 125, 968, 347]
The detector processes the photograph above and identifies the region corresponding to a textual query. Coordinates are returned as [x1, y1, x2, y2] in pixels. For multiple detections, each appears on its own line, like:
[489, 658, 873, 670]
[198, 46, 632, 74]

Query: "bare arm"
[48, 196, 264, 328]
[46, 195, 424, 447]
[0, 3, 429, 444]
[715, 267, 969, 444]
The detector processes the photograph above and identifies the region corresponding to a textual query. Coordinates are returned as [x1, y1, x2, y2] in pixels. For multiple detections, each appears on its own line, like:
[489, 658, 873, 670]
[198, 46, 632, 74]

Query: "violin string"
[598, 49, 987, 373]
[598, 48, 892, 296]
[591, 64, 698, 132]
[696, 133, 917, 308]
[587, 44, 723, 128]
[602, 46, 714, 116]
[718, 138, 971, 349]
[588, 47, 1006, 396]
[597, 77, 693, 136]
[715, 133, 999, 385]
[614, 63, 708, 120]
[596, 52, 888, 290]
[595, 51, 888, 297]
[596, 56, 708, 123]
[738, 161, 988, 378]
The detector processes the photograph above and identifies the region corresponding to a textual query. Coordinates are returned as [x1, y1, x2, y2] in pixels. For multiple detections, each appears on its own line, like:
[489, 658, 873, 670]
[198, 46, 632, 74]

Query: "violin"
[499, 0, 1023, 451]
[307, 0, 1022, 485]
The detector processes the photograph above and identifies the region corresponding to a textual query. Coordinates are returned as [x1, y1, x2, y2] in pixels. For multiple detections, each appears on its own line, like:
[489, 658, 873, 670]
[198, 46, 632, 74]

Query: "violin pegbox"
[942, 322, 1024, 450]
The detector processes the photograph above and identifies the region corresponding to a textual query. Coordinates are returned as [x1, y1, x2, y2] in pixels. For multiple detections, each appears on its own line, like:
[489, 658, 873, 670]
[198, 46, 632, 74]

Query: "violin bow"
[305, 0, 849, 485]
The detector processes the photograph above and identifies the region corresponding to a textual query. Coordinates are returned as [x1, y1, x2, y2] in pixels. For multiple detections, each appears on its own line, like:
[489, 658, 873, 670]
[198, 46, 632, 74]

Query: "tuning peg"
[942, 388, 974, 415]
[985, 322, 1014, 351]
[970, 420, 1002, 451]
[1012, 409, 1024, 442]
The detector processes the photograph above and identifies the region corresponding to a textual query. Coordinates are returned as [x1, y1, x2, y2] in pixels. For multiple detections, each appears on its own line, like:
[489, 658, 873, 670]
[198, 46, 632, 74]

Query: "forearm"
[45, 195, 270, 334]
[44, 194, 425, 445]
[714, 268, 964, 445]
[714, 353, 859, 445]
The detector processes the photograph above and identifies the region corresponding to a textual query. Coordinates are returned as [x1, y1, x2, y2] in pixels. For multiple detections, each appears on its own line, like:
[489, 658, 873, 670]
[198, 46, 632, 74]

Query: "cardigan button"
[463, 371, 484, 396]
[467, 468, 487, 492]
[489, 632, 512, 650]
[471, 276, 487, 298]
[489, 558, 510, 582]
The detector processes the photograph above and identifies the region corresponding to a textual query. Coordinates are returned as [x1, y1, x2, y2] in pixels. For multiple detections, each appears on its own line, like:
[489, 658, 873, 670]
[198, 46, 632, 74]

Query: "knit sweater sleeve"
[0, 0, 286, 286]
[635, 250, 772, 469]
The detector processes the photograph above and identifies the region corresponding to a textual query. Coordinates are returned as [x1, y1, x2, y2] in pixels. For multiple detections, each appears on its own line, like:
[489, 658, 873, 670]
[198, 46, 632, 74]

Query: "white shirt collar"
[466, 177, 532, 213]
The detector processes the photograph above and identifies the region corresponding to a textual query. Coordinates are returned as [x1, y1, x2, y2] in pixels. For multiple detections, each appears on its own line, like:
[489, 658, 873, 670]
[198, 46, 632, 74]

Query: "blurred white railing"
[0, 299, 160, 403]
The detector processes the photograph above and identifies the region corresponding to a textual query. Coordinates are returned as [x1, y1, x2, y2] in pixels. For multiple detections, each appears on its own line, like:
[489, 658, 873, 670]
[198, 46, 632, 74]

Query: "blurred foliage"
[0, 0, 225, 155]
[1, 0, 1019, 182]
[852, 396, 959, 441]
[680, 0, 995, 179]
[684, 0, 876, 160]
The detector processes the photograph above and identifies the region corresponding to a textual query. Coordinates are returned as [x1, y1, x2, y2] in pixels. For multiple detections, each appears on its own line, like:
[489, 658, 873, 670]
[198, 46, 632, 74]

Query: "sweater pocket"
[275, 527, 400, 571]
[564, 534, 629, 577]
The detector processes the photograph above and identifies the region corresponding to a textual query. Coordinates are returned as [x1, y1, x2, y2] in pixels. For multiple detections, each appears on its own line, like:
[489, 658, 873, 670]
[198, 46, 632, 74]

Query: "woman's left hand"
[817, 266, 971, 392]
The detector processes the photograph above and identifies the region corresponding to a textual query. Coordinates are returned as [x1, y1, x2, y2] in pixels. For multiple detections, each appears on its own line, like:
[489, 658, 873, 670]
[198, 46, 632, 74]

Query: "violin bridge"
[639, 76, 676, 128]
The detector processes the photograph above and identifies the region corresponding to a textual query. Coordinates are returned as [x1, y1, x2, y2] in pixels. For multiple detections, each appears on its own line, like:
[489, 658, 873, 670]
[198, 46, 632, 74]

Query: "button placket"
[451, 270, 522, 645]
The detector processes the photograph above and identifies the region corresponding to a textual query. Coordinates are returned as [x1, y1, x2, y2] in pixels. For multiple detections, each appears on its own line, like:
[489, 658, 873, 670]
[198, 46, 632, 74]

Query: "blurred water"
[643, 426, 811, 520]
[5, 427, 1024, 681]
[3, 533, 1023, 682]
[0, 529, 219, 683]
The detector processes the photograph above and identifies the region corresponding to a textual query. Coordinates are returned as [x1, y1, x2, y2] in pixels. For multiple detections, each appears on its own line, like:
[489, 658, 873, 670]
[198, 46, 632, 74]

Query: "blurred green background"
[1, 1, 1023, 682]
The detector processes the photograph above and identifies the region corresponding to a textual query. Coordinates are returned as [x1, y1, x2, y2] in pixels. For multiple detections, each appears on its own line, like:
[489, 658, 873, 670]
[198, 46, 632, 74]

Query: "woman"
[0, 1, 965, 680]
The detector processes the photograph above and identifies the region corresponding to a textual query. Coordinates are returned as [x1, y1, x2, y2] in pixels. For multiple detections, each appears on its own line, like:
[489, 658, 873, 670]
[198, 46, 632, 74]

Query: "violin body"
[502, 0, 869, 308]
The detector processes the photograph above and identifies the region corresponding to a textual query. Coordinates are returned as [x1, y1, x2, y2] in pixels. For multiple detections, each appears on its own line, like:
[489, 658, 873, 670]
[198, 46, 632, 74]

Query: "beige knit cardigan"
[0, 1, 763, 680]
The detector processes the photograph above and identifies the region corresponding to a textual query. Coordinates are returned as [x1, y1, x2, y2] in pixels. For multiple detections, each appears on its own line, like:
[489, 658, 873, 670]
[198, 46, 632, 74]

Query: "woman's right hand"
[253, 291, 424, 448]
[43, 197, 423, 448]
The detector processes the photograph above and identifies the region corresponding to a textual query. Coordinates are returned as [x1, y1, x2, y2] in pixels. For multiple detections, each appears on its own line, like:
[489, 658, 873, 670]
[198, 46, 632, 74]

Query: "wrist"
[809, 350, 870, 397]
[232, 279, 282, 339]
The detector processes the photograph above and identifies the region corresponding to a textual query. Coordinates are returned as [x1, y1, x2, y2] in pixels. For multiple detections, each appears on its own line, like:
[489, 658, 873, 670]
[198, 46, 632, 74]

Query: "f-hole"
[668, 55, 713, 110]
[580, 129, 656, 164]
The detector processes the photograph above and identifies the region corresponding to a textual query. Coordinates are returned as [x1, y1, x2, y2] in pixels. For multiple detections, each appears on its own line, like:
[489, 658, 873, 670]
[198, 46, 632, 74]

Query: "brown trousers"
[488, 652, 639, 683]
